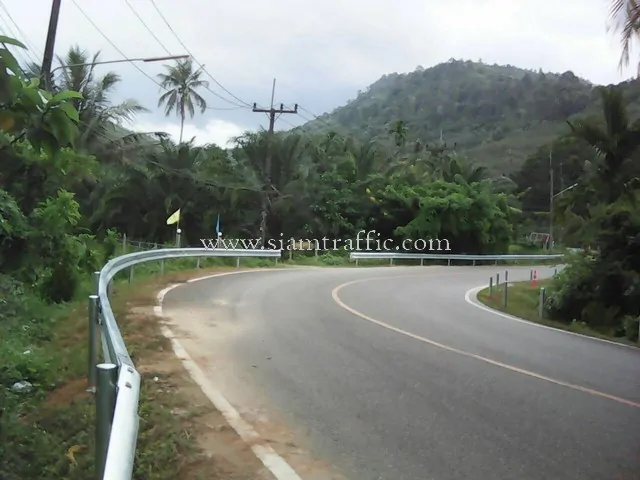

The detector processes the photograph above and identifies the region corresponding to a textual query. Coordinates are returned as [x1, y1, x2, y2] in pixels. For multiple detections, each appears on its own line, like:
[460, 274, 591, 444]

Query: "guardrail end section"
[102, 366, 141, 480]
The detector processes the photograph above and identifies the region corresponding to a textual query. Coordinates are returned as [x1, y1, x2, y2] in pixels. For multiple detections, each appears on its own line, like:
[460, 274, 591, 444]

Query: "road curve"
[162, 266, 640, 480]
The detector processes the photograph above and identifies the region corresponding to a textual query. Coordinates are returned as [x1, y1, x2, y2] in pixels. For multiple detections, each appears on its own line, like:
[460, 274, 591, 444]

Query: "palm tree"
[388, 120, 408, 149]
[440, 155, 488, 184]
[609, 0, 640, 72]
[53, 46, 148, 156]
[157, 59, 209, 143]
[566, 86, 640, 204]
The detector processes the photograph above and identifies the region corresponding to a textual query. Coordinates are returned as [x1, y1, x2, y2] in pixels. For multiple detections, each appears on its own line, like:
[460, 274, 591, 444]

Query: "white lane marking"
[464, 285, 638, 350]
[157, 272, 303, 480]
[331, 277, 640, 408]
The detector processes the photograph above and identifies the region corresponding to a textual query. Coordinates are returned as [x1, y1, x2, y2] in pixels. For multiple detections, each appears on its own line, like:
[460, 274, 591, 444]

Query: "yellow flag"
[166, 208, 180, 225]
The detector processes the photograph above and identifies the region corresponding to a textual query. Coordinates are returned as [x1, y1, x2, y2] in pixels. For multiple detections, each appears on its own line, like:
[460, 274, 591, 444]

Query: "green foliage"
[539, 87, 640, 336]
[0, 41, 81, 156]
[301, 60, 636, 172]
[2, 33, 640, 479]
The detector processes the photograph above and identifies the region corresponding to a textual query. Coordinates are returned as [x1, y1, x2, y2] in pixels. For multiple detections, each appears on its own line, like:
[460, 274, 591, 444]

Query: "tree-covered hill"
[300, 59, 640, 173]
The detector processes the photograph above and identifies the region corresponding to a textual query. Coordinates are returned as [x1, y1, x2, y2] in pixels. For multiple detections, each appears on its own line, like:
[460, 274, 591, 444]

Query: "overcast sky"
[1, 0, 635, 147]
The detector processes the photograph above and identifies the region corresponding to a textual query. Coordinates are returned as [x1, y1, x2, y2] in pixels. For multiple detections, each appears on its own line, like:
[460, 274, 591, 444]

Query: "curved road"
[162, 265, 640, 480]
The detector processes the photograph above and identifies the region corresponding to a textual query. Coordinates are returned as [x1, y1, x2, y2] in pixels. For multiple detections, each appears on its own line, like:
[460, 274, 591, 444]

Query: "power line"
[122, 0, 249, 110]
[206, 105, 246, 111]
[0, 18, 34, 67]
[122, 0, 172, 56]
[71, 0, 164, 89]
[148, 0, 251, 109]
[0, 0, 41, 61]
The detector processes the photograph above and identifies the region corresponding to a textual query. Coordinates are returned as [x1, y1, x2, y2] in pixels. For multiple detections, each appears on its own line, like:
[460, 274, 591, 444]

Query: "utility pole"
[549, 147, 554, 251]
[252, 78, 298, 244]
[42, 0, 62, 91]
[559, 160, 564, 246]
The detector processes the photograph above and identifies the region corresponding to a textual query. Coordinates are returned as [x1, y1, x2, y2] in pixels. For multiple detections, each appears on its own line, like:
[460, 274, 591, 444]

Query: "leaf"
[0, 35, 26, 48]
[66, 444, 84, 465]
[0, 48, 23, 76]
[57, 102, 80, 123]
[49, 90, 83, 104]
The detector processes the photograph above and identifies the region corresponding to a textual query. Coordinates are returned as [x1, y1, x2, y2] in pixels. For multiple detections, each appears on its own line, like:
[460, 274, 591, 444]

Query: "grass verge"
[0, 257, 288, 480]
[476, 279, 638, 347]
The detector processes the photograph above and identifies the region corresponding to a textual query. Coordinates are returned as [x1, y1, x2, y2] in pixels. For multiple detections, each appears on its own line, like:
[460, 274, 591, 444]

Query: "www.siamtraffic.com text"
[199, 231, 451, 251]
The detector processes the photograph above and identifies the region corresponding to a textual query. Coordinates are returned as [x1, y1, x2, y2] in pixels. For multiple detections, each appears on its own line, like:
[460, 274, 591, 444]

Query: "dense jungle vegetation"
[303, 59, 640, 174]
[0, 27, 638, 477]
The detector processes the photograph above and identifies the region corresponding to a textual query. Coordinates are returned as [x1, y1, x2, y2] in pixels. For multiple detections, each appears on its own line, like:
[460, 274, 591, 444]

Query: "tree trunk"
[179, 109, 185, 143]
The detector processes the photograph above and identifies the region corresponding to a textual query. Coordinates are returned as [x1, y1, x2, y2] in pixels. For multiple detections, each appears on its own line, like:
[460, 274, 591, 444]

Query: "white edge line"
[464, 285, 638, 350]
[156, 270, 303, 480]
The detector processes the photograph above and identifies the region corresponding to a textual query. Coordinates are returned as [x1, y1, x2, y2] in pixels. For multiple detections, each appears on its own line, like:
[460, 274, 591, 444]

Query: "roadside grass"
[476, 279, 638, 347]
[0, 257, 281, 480]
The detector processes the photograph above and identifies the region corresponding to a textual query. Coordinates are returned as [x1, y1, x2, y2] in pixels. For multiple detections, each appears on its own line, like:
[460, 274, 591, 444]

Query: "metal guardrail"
[349, 251, 565, 266]
[88, 248, 282, 479]
[87, 247, 564, 478]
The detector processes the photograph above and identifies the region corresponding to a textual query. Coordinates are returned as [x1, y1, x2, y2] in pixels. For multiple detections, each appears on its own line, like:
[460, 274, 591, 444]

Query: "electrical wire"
[148, 0, 252, 109]
[71, 0, 165, 89]
[122, 0, 172, 56]
[0, 18, 38, 67]
[0, 0, 41, 62]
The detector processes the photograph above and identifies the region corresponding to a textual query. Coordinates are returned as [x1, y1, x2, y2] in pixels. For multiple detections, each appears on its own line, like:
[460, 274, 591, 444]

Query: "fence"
[90, 248, 282, 479]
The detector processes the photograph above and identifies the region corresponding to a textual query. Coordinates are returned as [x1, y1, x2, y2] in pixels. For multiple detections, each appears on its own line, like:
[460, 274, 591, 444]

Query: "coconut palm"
[52, 46, 148, 156]
[609, 0, 640, 72]
[157, 59, 209, 143]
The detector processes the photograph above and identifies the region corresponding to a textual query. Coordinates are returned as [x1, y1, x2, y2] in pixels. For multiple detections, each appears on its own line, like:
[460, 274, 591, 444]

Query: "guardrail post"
[93, 271, 100, 295]
[496, 272, 500, 285]
[539, 287, 546, 319]
[355, 258, 359, 266]
[196, 257, 201, 269]
[420, 258, 424, 266]
[472, 259, 476, 266]
[447, 259, 451, 266]
[160, 259, 165, 275]
[128, 266, 134, 283]
[489, 277, 493, 297]
[236, 257, 240, 268]
[389, 258, 393, 266]
[88, 295, 99, 391]
[96, 363, 118, 479]
[504, 277, 508, 308]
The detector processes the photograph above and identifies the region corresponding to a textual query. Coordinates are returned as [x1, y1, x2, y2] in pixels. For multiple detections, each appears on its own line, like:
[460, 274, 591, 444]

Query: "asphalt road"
[163, 265, 640, 480]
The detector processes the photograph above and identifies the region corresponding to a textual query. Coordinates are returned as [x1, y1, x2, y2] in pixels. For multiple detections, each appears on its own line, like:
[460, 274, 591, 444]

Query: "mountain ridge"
[300, 59, 640, 172]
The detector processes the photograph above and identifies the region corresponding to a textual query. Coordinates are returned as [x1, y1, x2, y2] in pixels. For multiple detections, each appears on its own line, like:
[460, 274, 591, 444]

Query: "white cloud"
[130, 117, 247, 147]
[3, 0, 638, 132]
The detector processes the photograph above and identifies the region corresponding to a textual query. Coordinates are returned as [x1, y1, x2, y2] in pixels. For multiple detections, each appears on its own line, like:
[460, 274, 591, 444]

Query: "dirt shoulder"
[113, 266, 275, 479]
